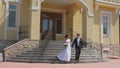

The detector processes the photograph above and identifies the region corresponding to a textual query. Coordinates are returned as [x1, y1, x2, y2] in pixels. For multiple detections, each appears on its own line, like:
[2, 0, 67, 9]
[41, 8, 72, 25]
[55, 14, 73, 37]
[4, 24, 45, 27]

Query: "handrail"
[40, 30, 52, 58]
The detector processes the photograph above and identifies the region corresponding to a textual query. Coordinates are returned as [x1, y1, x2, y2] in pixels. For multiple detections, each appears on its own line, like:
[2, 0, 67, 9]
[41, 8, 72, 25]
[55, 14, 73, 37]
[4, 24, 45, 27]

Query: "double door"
[41, 14, 55, 40]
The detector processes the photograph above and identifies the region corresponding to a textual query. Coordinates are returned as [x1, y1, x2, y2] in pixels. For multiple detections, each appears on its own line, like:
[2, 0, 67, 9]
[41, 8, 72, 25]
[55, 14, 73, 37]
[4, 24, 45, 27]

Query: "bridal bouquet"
[64, 43, 67, 46]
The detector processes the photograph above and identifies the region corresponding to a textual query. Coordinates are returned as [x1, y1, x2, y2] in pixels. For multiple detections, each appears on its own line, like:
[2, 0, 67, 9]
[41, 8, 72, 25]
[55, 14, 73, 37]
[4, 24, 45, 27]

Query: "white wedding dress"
[57, 39, 71, 62]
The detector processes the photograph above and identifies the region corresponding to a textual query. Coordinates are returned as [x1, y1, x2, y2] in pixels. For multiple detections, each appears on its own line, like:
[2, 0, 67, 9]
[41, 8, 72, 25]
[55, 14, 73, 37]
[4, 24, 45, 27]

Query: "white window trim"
[4, 1, 21, 40]
[100, 10, 112, 44]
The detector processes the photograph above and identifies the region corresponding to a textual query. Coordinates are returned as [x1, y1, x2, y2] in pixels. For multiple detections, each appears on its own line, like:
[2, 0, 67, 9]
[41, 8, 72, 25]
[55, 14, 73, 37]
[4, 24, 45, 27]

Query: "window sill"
[56, 34, 64, 36]
[7, 27, 17, 30]
[103, 34, 110, 38]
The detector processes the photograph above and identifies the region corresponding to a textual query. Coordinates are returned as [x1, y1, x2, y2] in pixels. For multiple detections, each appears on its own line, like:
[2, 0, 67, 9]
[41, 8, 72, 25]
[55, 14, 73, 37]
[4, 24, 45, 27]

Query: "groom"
[71, 33, 83, 62]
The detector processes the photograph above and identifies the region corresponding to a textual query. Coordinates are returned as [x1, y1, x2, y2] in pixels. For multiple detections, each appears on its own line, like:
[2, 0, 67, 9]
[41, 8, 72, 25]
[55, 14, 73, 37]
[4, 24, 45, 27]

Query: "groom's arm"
[71, 38, 76, 47]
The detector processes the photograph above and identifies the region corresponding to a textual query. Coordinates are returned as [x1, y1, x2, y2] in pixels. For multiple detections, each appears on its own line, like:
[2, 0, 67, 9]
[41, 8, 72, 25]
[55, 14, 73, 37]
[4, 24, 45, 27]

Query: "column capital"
[31, 0, 41, 11]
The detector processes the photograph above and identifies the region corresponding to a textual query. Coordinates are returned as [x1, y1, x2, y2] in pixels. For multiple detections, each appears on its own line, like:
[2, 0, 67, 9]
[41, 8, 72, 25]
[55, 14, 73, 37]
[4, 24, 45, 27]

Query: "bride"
[57, 34, 71, 62]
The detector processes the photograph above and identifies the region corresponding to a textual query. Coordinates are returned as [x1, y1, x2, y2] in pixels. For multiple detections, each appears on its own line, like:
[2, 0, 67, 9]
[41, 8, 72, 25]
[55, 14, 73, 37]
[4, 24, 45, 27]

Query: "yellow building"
[0, 0, 120, 56]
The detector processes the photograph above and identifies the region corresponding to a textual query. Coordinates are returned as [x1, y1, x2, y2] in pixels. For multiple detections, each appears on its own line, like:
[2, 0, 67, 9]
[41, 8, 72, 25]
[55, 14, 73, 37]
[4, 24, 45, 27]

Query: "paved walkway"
[0, 59, 120, 68]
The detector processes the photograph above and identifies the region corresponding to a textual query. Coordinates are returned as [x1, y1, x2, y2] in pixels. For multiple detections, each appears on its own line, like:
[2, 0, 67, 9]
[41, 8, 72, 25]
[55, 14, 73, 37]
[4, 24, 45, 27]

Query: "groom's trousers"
[75, 46, 81, 60]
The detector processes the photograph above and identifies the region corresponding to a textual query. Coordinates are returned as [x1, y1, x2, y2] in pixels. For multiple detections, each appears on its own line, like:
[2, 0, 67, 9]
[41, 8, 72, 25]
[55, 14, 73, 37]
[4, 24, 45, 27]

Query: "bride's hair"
[65, 34, 69, 39]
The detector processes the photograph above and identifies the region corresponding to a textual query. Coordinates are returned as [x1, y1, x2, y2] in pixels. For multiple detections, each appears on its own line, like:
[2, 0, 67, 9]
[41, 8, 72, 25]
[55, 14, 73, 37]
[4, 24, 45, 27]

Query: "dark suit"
[72, 38, 83, 60]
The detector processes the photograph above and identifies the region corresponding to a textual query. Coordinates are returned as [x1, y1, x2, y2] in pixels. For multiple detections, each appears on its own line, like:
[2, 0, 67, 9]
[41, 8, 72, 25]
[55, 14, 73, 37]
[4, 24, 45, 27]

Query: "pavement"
[0, 59, 120, 68]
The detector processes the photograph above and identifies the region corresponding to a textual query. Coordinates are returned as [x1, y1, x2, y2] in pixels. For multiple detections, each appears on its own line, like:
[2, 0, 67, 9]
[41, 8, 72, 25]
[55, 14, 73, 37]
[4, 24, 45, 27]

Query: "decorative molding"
[100, 11, 112, 44]
[4, 0, 22, 3]
[4, 1, 9, 40]
[31, 0, 41, 11]
[96, 0, 120, 6]
[95, 4, 100, 11]
[41, 8, 66, 34]
[4, 0, 22, 40]
[17, 4, 21, 40]
[77, 0, 94, 17]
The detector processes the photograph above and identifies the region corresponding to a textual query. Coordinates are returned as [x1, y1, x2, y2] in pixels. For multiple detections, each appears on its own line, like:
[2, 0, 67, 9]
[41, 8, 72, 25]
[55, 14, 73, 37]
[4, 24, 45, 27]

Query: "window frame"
[101, 11, 112, 37]
[7, 3, 18, 30]
[102, 14, 110, 36]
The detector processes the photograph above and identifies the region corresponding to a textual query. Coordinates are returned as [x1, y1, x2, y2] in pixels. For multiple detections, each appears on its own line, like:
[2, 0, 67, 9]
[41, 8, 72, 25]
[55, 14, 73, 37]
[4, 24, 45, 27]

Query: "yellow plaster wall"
[83, 0, 94, 15]
[103, 37, 110, 44]
[41, 3, 73, 40]
[112, 11, 119, 44]
[41, 3, 66, 10]
[30, 0, 40, 40]
[94, 9, 100, 44]
[94, 6, 119, 44]
[73, 5, 83, 38]
[41, 3, 87, 41]
[66, 7, 73, 40]
[56, 35, 64, 40]
[0, 1, 5, 40]
[20, 0, 31, 39]
[6, 30, 17, 40]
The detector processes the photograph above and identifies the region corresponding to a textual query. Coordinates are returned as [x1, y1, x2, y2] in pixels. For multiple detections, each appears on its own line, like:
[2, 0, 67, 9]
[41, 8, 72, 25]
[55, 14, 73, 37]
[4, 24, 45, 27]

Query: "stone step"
[32, 48, 93, 52]
[25, 51, 96, 55]
[12, 56, 100, 60]
[20, 53, 98, 57]
[44, 53, 97, 55]
[7, 58, 104, 63]
[15, 55, 99, 59]
[19, 54, 98, 58]
[25, 50, 97, 55]
[6, 40, 104, 63]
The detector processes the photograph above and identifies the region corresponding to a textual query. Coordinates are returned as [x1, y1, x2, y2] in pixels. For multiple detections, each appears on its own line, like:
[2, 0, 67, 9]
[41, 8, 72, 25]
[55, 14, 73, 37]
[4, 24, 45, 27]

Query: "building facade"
[0, 0, 120, 56]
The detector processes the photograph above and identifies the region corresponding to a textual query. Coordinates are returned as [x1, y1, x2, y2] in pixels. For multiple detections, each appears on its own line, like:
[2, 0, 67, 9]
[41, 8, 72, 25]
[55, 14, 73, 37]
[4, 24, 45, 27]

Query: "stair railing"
[40, 30, 52, 58]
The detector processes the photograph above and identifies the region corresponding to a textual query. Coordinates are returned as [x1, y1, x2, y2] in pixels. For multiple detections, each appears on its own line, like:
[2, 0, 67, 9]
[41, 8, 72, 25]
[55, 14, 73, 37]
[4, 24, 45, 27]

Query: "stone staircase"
[7, 41, 106, 63]
[4, 39, 39, 61]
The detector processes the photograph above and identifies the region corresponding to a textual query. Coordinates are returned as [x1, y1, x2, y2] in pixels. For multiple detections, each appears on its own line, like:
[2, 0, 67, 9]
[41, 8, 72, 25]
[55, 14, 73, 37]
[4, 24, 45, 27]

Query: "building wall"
[41, 3, 87, 41]
[94, 9, 101, 44]
[5, 2, 19, 40]
[19, 0, 31, 39]
[0, 0, 5, 40]
[112, 10, 119, 44]
[73, 4, 83, 38]
[29, 0, 40, 40]
[66, 6, 73, 40]
[94, 6, 119, 44]
[41, 3, 73, 40]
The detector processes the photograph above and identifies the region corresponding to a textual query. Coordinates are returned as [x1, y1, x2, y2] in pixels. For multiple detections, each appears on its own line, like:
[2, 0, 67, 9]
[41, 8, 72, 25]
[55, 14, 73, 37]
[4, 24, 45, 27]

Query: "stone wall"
[4, 39, 39, 61]
[91, 44, 120, 57]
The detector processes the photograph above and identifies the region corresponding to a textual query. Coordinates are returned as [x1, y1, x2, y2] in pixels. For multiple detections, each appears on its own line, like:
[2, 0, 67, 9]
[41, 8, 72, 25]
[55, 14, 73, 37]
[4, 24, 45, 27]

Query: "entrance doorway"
[41, 12, 62, 40]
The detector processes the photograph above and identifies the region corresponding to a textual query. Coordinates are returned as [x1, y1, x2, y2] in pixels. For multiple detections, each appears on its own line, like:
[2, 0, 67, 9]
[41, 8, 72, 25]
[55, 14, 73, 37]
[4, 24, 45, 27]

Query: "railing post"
[100, 44, 103, 60]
